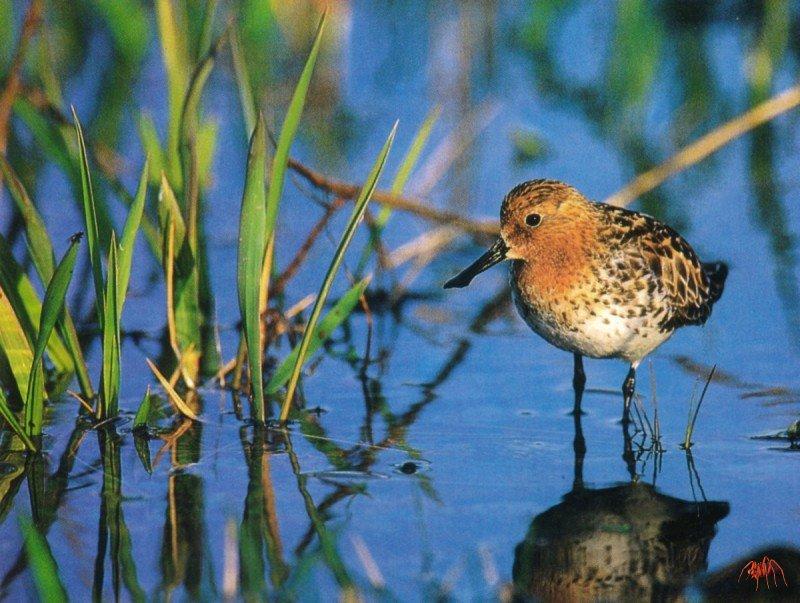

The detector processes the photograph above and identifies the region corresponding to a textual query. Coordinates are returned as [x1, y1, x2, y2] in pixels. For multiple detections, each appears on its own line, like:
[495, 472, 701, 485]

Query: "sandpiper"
[444, 180, 727, 418]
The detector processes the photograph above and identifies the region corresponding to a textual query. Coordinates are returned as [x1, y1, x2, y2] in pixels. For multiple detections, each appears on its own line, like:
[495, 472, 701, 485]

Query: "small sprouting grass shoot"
[682, 364, 716, 450]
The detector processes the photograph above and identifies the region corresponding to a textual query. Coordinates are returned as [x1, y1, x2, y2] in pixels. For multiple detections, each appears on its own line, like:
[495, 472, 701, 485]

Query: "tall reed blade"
[24, 234, 81, 444]
[0, 156, 56, 280]
[258, 10, 327, 318]
[237, 114, 267, 422]
[179, 33, 221, 155]
[0, 237, 39, 402]
[230, 25, 256, 137]
[99, 234, 121, 419]
[117, 159, 148, 316]
[264, 10, 327, 239]
[280, 122, 398, 422]
[155, 0, 190, 187]
[157, 175, 201, 381]
[72, 107, 105, 325]
[356, 106, 440, 274]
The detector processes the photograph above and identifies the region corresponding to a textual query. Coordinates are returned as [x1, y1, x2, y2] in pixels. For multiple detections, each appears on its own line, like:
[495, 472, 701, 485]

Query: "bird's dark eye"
[525, 213, 542, 227]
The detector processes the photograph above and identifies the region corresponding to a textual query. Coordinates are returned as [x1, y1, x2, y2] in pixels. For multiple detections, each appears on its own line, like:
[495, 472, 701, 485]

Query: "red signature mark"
[738, 556, 788, 591]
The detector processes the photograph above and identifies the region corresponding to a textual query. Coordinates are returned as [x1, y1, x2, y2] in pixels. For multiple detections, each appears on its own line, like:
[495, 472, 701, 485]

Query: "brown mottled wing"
[599, 205, 720, 331]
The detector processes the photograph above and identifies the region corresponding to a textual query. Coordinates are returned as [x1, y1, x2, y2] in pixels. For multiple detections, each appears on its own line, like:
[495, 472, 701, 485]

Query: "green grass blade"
[72, 106, 105, 325]
[0, 157, 89, 391]
[178, 33, 220, 153]
[0, 388, 36, 451]
[13, 99, 72, 172]
[196, 0, 218, 59]
[266, 277, 370, 395]
[24, 234, 81, 441]
[196, 120, 218, 187]
[0, 232, 55, 400]
[100, 234, 121, 418]
[56, 314, 93, 401]
[264, 10, 326, 238]
[157, 175, 202, 375]
[155, 0, 190, 187]
[0, 280, 34, 403]
[388, 106, 440, 198]
[0, 156, 56, 281]
[18, 515, 67, 602]
[137, 113, 165, 184]
[356, 106, 440, 274]
[280, 122, 397, 421]
[117, 159, 149, 316]
[133, 386, 151, 431]
[230, 25, 256, 137]
[92, 0, 149, 65]
[237, 114, 267, 422]
[177, 35, 221, 377]
[157, 174, 187, 243]
[0, 1, 13, 69]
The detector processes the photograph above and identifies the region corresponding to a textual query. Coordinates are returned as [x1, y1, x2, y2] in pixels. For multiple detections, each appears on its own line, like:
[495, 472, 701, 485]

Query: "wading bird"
[445, 180, 727, 419]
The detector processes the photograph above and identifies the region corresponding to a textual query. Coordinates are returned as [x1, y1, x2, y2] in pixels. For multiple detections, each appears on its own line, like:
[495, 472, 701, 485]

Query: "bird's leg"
[571, 353, 586, 416]
[621, 415, 637, 481]
[572, 392, 587, 490]
[621, 364, 636, 424]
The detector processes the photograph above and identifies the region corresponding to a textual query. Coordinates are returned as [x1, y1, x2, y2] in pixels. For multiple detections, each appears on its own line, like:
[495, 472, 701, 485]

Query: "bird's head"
[444, 180, 588, 289]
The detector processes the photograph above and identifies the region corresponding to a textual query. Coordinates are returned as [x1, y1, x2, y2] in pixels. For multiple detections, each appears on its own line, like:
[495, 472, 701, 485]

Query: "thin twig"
[287, 157, 499, 237]
[272, 196, 348, 296]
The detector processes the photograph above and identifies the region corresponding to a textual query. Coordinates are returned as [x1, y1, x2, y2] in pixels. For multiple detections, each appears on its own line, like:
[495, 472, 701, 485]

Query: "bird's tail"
[702, 262, 728, 304]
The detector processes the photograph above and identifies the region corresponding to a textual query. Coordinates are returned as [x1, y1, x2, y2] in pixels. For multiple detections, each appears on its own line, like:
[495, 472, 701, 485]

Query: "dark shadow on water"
[512, 410, 729, 602]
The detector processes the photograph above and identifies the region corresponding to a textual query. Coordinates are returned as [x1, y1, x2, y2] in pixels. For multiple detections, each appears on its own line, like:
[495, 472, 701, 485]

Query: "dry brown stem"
[604, 82, 800, 207]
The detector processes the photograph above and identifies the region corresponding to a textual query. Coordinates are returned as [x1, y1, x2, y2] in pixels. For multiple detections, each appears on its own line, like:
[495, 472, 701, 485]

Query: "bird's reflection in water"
[512, 396, 729, 602]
